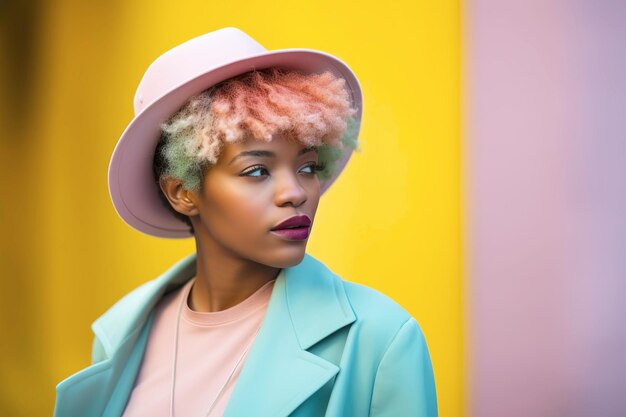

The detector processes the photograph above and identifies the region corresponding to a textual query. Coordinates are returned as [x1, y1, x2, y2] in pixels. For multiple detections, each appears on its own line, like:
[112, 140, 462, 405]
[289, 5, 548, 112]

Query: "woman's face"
[189, 133, 322, 268]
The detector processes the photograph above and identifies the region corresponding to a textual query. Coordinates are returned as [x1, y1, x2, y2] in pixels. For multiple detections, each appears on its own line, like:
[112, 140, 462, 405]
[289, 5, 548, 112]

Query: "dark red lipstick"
[270, 214, 312, 241]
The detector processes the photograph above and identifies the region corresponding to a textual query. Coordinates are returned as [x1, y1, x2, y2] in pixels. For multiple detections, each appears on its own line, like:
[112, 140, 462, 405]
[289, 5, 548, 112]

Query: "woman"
[54, 27, 437, 417]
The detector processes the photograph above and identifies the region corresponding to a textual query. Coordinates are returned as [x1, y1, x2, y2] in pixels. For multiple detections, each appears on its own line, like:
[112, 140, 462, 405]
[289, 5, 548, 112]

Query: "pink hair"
[168, 68, 357, 164]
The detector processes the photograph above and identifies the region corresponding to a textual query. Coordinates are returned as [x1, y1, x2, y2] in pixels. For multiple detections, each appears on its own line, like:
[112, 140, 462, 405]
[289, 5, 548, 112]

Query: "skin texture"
[159, 133, 322, 312]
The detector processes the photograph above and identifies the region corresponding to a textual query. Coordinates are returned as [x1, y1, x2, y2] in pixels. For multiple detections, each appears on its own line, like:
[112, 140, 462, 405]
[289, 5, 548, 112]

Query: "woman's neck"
[189, 244, 280, 313]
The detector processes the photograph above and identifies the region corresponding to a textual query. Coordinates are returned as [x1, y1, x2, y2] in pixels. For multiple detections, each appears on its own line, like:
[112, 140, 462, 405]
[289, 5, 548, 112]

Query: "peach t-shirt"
[121, 274, 277, 417]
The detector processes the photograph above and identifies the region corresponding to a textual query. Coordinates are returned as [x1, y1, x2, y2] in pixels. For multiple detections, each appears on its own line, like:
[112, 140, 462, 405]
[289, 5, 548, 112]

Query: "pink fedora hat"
[108, 27, 363, 239]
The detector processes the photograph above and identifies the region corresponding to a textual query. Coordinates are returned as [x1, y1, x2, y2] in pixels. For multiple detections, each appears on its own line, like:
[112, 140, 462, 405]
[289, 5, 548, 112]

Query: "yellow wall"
[0, 1, 461, 415]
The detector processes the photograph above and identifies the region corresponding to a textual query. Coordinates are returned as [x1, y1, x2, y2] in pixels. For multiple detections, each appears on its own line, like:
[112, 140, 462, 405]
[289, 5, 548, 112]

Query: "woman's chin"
[260, 247, 307, 269]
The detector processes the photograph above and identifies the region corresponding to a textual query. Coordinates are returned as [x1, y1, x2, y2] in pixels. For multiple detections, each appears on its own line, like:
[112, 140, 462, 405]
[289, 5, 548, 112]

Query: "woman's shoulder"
[342, 279, 411, 320]
[90, 254, 197, 354]
[337, 277, 426, 342]
[301, 253, 425, 340]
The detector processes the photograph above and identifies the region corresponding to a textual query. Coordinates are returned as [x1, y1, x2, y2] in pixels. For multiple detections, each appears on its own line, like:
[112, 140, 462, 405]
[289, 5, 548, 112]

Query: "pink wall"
[465, 1, 626, 416]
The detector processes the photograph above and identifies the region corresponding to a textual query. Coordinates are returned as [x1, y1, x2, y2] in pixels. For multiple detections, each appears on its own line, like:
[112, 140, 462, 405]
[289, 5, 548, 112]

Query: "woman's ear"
[158, 176, 200, 217]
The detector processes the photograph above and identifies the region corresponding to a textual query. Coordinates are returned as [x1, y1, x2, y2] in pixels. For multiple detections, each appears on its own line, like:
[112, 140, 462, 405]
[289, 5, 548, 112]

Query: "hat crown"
[133, 27, 266, 115]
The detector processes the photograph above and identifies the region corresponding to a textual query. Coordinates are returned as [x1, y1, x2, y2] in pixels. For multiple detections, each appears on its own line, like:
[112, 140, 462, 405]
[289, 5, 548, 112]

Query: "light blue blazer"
[54, 252, 437, 417]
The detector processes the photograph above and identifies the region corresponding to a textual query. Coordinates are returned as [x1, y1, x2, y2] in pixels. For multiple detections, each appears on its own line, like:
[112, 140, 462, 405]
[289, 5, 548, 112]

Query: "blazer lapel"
[222, 254, 356, 417]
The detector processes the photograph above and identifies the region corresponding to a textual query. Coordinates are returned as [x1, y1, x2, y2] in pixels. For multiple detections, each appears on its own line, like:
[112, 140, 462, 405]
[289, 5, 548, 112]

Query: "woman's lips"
[270, 225, 310, 241]
[271, 214, 312, 230]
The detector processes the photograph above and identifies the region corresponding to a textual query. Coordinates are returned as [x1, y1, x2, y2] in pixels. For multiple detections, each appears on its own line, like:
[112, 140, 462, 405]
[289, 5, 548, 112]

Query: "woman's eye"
[241, 166, 268, 177]
[300, 164, 314, 174]
[301, 162, 326, 175]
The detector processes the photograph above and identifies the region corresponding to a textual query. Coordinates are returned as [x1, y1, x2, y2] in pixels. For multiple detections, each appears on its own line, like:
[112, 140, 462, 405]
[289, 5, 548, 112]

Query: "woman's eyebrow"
[228, 147, 317, 165]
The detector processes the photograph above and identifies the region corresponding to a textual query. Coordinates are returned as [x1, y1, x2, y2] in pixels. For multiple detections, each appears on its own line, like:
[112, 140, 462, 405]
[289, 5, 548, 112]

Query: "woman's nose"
[274, 171, 307, 207]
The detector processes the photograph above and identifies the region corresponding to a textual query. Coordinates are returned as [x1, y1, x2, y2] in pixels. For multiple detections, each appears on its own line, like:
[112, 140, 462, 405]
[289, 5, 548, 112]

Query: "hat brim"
[108, 48, 363, 238]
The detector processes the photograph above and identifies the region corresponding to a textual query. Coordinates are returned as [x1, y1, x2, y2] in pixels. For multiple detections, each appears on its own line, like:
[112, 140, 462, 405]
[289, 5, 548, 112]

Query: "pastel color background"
[1, 0, 625, 416]
[465, 1, 626, 416]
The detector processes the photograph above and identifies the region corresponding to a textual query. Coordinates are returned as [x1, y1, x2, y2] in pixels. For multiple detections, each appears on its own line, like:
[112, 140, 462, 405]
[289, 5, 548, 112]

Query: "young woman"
[54, 27, 437, 417]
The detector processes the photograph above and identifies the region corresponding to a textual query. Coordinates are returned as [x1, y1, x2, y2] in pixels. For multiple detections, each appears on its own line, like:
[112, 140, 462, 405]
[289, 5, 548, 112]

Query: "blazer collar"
[89, 251, 356, 417]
